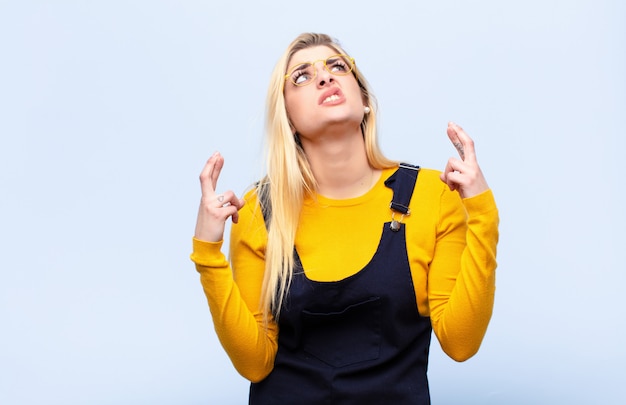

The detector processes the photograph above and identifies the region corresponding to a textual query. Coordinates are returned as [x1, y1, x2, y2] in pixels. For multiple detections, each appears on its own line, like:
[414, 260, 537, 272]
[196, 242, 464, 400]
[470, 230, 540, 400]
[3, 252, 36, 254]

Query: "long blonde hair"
[258, 33, 396, 321]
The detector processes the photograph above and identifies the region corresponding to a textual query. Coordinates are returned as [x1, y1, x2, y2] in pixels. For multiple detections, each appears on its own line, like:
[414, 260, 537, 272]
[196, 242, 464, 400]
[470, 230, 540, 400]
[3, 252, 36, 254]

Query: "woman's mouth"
[323, 94, 341, 104]
[319, 88, 344, 105]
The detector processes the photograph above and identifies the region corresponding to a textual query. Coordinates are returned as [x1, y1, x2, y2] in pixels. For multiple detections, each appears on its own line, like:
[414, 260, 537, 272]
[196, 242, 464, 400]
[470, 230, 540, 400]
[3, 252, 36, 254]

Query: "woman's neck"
[301, 130, 380, 199]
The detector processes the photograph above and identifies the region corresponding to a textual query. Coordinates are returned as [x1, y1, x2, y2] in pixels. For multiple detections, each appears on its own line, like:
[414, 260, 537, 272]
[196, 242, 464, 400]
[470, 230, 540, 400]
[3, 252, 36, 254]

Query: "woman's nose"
[316, 66, 334, 87]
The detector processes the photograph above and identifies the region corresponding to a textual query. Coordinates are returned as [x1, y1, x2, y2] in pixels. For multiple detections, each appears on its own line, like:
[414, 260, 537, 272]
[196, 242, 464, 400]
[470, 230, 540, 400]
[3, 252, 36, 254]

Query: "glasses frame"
[284, 54, 356, 87]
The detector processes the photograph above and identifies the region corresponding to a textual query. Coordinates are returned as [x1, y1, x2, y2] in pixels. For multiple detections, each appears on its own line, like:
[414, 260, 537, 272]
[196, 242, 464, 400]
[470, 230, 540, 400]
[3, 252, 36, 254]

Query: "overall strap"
[384, 163, 420, 231]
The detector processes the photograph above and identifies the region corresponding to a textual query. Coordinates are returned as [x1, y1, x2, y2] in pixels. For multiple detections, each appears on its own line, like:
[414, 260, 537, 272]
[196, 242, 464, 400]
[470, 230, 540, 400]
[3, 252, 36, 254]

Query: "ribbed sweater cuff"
[462, 189, 497, 217]
[190, 237, 228, 269]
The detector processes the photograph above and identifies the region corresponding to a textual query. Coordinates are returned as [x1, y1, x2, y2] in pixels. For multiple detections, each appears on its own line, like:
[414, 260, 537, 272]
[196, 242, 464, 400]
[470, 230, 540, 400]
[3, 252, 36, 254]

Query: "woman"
[191, 33, 499, 404]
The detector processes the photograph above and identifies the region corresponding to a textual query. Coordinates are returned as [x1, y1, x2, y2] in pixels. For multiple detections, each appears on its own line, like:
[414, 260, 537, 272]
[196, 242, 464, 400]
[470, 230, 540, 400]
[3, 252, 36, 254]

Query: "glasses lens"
[325, 55, 353, 76]
[289, 63, 315, 86]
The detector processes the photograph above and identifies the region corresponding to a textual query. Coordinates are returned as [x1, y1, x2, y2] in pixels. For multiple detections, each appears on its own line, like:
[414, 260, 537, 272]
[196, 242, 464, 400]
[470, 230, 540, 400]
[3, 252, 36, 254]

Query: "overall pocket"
[301, 296, 382, 368]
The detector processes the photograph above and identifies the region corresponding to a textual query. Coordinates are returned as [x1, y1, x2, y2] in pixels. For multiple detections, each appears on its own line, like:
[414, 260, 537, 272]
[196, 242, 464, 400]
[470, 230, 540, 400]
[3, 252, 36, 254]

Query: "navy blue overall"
[250, 164, 432, 404]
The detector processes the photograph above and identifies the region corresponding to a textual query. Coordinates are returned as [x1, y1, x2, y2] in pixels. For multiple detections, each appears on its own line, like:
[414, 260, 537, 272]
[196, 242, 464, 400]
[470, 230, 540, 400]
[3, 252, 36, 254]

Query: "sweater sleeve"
[427, 187, 499, 361]
[190, 193, 278, 382]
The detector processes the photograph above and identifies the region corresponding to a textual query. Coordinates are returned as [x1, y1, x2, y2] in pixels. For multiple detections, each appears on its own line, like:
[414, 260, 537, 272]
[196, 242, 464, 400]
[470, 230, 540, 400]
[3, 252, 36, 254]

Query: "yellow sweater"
[191, 167, 499, 383]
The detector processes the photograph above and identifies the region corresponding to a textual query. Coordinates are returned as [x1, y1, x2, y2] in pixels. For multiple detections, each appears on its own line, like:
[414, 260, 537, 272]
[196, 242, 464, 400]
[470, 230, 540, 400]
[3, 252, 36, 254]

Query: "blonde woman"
[192, 33, 499, 404]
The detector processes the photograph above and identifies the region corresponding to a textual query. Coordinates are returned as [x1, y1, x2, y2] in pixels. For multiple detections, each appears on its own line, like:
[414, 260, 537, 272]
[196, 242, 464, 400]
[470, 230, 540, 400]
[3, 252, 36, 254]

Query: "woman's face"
[283, 45, 365, 141]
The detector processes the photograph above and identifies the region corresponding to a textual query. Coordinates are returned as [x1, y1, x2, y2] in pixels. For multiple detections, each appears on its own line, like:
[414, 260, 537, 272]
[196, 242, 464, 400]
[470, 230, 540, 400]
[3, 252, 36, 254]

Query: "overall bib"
[250, 164, 432, 404]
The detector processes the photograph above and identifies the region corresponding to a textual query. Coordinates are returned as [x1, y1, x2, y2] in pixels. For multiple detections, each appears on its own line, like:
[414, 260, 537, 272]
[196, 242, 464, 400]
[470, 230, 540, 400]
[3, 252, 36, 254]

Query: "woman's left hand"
[439, 122, 490, 199]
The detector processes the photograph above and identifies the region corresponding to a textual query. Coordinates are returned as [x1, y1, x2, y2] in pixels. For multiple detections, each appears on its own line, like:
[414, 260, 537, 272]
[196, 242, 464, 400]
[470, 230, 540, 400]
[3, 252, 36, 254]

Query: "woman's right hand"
[194, 152, 246, 242]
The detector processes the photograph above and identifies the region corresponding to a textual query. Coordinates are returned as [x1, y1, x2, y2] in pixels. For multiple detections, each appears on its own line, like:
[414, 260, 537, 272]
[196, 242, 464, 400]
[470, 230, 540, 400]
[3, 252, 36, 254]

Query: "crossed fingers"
[440, 122, 489, 198]
[194, 152, 246, 242]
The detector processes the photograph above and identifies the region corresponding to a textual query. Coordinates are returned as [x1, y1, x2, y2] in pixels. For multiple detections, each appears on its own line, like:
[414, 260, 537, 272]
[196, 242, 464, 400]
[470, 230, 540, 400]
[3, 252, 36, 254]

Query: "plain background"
[1, 1, 624, 404]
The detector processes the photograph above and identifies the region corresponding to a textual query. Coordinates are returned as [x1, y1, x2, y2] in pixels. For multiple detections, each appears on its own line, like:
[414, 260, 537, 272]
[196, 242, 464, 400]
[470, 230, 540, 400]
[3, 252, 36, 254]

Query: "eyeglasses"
[284, 54, 356, 87]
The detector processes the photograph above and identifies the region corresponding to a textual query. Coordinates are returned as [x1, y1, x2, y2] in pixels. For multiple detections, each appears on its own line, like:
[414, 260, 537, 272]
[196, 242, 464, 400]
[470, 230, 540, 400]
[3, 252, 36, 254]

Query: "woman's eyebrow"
[291, 61, 312, 70]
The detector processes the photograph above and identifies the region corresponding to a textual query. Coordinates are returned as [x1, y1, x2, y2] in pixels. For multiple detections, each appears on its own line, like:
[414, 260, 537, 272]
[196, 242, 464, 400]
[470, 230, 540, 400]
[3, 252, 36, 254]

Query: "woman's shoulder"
[416, 167, 442, 179]
[242, 185, 261, 203]
[236, 185, 267, 230]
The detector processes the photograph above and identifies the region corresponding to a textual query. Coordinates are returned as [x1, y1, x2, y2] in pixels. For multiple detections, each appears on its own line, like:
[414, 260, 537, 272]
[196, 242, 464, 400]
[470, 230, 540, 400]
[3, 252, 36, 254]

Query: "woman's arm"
[428, 188, 499, 361]
[430, 123, 500, 361]
[191, 153, 277, 382]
